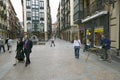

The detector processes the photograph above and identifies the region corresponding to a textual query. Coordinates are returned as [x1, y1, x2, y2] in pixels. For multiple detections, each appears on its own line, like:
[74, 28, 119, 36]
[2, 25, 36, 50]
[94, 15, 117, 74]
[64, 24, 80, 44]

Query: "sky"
[50, 0, 60, 23]
[11, 0, 60, 23]
[11, 0, 23, 22]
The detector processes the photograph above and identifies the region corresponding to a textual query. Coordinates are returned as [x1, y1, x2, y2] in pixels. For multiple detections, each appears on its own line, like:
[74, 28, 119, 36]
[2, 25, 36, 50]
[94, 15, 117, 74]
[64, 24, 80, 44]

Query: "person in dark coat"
[13, 37, 24, 66]
[23, 35, 33, 67]
[5, 38, 9, 51]
[101, 35, 111, 60]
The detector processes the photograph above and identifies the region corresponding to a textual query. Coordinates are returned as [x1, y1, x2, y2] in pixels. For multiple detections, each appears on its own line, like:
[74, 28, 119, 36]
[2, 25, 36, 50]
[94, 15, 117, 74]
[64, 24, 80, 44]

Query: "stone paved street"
[0, 39, 120, 80]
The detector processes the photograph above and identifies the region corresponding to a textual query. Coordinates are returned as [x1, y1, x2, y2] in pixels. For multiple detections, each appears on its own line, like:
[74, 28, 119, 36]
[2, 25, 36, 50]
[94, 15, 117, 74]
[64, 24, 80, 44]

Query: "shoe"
[13, 63, 16, 66]
[75, 56, 79, 59]
[25, 64, 28, 67]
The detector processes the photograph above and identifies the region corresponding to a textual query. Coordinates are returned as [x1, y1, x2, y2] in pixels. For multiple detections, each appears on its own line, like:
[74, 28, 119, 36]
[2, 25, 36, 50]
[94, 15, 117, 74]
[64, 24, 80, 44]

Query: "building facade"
[0, 0, 7, 38]
[82, 0, 118, 48]
[22, 0, 52, 41]
[46, 0, 52, 39]
[7, 0, 21, 39]
[56, 3, 61, 38]
[58, 0, 74, 42]
[109, 0, 120, 49]
[57, 0, 120, 49]
[73, 0, 84, 43]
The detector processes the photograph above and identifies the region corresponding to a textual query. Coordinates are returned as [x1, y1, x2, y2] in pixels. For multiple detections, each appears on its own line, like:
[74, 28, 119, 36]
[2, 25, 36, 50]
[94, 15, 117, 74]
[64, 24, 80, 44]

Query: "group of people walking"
[13, 35, 33, 67]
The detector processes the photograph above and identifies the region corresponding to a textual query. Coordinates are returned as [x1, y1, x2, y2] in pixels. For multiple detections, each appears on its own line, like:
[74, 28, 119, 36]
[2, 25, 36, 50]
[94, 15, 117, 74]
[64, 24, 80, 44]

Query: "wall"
[110, 0, 119, 48]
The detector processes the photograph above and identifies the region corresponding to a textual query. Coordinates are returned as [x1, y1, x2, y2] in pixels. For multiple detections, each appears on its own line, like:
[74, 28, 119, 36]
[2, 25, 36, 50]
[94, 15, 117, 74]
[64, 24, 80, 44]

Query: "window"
[40, 18, 44, 21]
[80, 0, 83, 11]
[39, 12, 44, 17]
[27, 17, 31, 20]
[32, 16, 35, 20]
[39, 12, 44, 21]
[26, 0, 31, 7]
[40, 23, 44, 32]
[94, 27, 104, 46]
[27, 12, 31, 20]
[40, 1, 44, 9]
[32, 11, 36, 16]
[32, 11, 39, 16]
[27, 12, 31, 16]
[32, 5, 39, 9]
[36, 12, 39, 16]
[74, 0, 79, 6]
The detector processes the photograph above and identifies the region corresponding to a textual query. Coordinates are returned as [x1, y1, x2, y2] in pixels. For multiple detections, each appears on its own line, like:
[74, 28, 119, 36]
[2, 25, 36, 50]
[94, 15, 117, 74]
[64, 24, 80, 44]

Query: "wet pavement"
[0, 39, 120, 80]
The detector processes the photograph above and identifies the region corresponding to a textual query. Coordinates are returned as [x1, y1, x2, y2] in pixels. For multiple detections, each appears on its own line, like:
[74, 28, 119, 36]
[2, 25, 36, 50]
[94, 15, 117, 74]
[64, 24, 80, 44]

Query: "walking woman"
[13, 37, 24, 66]
[73, 36, 81, 59]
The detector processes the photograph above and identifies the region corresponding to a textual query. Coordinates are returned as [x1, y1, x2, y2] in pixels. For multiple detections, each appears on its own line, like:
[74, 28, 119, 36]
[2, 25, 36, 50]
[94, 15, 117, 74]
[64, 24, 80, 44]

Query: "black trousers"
[24, 49, 31, 65]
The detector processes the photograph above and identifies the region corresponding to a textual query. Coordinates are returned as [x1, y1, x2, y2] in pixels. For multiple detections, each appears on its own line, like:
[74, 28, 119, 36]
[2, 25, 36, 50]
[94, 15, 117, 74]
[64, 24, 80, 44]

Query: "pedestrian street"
[0, 39, 120, 80]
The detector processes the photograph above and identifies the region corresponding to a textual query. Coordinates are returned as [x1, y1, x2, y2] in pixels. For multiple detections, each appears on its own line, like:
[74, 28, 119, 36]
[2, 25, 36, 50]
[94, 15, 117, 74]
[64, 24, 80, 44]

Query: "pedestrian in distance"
[5, 38, 9, 51]
[7, 38, 13, 53]
[0, 38, 5, 53]
[23, 35, 33, 67]
[50, 37, 55, 47]
[13, 37, 24, 66]
[73, 36, 81, 59]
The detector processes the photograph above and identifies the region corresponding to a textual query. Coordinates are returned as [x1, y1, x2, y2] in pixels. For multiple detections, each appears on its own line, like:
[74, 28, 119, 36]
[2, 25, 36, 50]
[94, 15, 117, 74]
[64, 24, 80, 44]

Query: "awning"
[82, 11, 108, 23]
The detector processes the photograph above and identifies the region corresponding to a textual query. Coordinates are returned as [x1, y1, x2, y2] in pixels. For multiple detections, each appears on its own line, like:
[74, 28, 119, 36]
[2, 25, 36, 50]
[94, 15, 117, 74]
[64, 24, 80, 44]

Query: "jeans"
[1, 45, 5, 52]
[50, 41, 55, 47]
[74, 46, 80, 58]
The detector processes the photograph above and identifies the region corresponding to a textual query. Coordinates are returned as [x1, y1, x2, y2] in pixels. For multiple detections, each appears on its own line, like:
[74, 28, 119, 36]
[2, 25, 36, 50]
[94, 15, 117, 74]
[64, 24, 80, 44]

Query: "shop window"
[86, 29, 92, 46]
[94, 27, 104, 47]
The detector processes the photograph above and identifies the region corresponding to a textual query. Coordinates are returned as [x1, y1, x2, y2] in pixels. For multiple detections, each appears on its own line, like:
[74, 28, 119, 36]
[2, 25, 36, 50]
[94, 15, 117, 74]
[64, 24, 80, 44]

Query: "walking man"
[23, 35, 33, 67]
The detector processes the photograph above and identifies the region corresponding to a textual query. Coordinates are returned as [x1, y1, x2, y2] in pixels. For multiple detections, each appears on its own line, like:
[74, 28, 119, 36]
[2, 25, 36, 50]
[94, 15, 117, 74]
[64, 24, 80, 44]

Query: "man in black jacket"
[23, 35, 33, 67]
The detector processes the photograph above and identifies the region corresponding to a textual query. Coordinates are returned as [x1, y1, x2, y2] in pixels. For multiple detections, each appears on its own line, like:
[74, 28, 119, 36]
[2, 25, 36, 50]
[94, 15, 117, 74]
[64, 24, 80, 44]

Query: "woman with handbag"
[13, 37, 24, 66]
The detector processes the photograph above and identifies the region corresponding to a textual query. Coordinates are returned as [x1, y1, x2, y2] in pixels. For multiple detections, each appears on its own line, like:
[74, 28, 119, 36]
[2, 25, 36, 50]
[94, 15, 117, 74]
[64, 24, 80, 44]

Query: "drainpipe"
[118, 0, 120, 56]
[119, 1, 120, 50]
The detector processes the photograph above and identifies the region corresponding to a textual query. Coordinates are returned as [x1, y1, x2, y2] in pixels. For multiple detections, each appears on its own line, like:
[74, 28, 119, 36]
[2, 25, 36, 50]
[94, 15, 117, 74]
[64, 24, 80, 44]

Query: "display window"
[86, 29, 92, 46]
[94, 27, 104, 47]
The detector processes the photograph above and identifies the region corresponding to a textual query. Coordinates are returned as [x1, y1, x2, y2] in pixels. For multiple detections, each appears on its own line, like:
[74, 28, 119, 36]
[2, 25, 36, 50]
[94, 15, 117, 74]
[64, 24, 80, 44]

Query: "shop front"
[84, 14, 109, 48]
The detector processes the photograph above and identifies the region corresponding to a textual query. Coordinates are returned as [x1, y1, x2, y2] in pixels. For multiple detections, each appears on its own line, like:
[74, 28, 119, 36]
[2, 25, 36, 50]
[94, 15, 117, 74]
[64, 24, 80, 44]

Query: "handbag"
[17, 50, 25, 60]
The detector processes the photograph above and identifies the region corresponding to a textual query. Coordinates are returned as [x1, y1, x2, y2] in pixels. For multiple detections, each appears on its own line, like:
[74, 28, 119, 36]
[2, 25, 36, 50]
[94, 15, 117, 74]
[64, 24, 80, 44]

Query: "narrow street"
[0, 39, 120, 80]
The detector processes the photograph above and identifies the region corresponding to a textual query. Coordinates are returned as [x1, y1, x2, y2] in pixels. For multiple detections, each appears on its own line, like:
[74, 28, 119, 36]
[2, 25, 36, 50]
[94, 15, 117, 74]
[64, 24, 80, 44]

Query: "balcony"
[74, 11, 83, 24]
[0, 1, 3, 6]
[84, 1, 105, 18]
